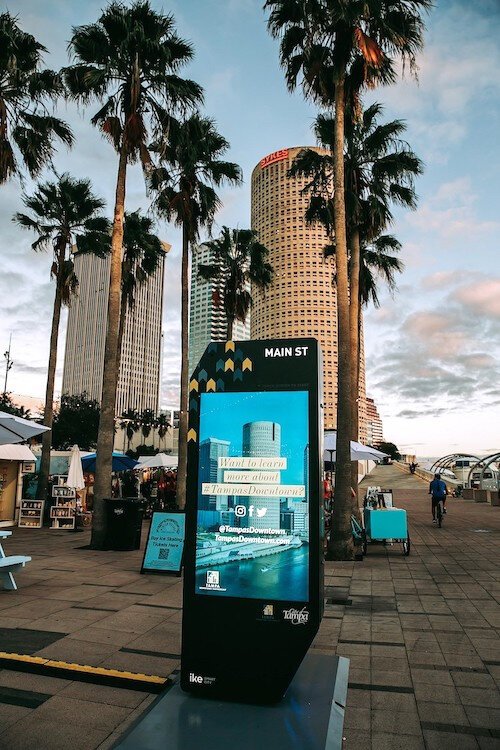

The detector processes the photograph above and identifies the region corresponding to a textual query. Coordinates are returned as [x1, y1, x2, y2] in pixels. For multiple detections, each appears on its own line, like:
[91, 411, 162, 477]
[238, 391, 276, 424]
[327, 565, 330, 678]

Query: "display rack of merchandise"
[18, 500, 45, 528]
[50, 487, 76, 530]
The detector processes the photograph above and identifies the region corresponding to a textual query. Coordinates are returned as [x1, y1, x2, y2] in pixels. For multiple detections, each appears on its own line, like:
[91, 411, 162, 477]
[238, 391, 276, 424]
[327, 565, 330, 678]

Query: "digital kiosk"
[181, 338, 324, 703]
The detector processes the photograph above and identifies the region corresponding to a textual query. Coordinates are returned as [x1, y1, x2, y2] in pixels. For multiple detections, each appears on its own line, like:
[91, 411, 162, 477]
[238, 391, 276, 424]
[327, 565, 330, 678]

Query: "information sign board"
[141, 512, 185, 575]
[181, 338, 324, 703]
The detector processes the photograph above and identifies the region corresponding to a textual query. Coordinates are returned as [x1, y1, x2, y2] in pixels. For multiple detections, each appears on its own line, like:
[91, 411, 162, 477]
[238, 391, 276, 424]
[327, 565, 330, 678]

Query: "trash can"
[103, 498, 145, 551]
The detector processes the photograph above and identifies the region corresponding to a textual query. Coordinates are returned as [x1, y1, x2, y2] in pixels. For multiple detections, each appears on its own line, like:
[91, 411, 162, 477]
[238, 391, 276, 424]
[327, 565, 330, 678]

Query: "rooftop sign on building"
[260, 148, 289, 169]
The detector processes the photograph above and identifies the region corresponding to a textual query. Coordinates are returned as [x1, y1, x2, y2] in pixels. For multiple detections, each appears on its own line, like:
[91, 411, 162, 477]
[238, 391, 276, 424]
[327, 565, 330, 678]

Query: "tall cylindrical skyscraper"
[251, 148, 367, 436]
[243, 421, 281, 458]
[242, 421, 281, 530]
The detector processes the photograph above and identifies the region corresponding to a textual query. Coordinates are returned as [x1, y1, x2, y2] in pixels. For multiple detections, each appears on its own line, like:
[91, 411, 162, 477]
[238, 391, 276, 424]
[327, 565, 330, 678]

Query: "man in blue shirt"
[429, 473, 447, 523]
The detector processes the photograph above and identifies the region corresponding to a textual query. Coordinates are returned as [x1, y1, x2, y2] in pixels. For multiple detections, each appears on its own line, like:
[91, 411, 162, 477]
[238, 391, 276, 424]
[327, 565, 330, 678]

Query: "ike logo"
[189, 672, 216, 686]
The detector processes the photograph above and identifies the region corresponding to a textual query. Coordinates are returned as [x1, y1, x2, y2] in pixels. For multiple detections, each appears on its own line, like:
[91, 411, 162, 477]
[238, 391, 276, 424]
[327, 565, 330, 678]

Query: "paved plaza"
[0, 465, 499, 748]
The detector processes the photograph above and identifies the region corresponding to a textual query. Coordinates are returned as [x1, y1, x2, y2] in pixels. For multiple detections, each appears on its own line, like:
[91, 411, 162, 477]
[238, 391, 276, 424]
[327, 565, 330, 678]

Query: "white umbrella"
[67, 444, 85, 489]
[324, 431, 388, 462]
[136, 453, 178, 469]
[0, 410, 50, 446]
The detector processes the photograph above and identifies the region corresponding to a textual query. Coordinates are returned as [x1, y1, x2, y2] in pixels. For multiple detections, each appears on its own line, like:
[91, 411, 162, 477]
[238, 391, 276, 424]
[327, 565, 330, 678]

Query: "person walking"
[429, 473, 447, 524]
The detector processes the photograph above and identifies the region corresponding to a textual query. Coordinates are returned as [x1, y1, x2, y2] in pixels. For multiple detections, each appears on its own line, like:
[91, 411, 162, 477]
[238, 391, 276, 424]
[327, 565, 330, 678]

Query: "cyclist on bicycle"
[429, 473, 447, 524]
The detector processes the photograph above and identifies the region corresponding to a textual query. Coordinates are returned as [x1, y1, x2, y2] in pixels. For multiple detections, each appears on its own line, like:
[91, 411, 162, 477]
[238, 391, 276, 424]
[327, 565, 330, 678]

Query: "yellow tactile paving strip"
[0, 651, 169, 692]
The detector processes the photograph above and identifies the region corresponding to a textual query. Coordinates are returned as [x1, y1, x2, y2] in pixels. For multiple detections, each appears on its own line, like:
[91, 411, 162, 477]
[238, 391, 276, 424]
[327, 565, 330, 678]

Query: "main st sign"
[181, 338, 324, 703]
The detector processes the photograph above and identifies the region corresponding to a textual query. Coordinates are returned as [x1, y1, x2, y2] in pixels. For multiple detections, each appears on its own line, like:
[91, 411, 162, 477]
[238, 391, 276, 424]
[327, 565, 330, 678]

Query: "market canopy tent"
[81, 452, 138, 473]
[136, 454, 178, 469]
[0, 444, 37, 462]
[324, 431, 389, 462]
[0, 411, 50, 446]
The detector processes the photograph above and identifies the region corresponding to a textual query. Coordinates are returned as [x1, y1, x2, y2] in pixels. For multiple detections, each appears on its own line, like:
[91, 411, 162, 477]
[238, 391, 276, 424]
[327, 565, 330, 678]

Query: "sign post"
[181, 338, 323, 703]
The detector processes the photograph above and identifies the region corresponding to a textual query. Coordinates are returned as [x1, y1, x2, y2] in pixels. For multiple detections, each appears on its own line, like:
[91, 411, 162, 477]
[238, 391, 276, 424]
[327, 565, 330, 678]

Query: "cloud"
[397, 407, 450, 419]
[368, 284, 500, 418]
[375, 0, 500, 158]
[13, 363, 48, 376]
[404, 312, 446, 338]
[421, 270, 471, 290]
[407, 178, 500, 240]
[455, 279, 500, 318]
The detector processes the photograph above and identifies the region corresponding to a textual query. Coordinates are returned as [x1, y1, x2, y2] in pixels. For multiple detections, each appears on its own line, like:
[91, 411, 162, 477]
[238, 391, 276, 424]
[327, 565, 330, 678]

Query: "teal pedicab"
[351, 490, 410, 556]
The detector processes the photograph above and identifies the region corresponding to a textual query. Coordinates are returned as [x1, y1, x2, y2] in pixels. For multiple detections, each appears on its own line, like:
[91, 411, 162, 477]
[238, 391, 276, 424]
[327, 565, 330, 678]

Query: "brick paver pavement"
[318, 464, 500, 749]
[0, 526, 181, 749]
[0, 464, 499, 749]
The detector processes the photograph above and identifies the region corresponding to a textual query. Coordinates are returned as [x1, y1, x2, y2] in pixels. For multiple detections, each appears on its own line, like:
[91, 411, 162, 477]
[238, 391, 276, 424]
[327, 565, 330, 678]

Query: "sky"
[1, 0, 499, 459]
[199, 390, 308, 484]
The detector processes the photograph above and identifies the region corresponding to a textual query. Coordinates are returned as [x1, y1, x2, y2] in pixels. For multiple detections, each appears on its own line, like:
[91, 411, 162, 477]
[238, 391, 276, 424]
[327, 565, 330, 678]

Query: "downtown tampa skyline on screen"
[0, 0, 498, 457]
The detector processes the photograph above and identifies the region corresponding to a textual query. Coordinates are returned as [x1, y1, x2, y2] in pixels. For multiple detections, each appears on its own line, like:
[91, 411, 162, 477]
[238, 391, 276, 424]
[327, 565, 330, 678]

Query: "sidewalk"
[0, 465, 499, 749]
[0, 528, 182, 749]
[330, 465, 500, 749]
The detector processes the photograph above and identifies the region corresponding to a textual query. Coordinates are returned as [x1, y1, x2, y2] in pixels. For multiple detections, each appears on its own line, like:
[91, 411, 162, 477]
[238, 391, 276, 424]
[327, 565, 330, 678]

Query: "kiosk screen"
[195, 390, 309, 601]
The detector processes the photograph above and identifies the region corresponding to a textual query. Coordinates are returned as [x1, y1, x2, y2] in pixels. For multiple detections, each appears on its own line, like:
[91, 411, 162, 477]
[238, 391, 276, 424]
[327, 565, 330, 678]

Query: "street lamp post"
[3, 334, 13, 395]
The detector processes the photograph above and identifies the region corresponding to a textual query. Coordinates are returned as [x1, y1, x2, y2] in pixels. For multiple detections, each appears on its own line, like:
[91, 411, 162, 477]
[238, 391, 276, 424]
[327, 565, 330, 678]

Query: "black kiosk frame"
[181, 338, 324, 703]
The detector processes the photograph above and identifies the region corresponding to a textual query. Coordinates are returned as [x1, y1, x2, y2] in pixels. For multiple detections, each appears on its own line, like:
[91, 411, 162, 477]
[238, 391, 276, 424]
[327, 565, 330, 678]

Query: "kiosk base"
[115, 653, 349, 750]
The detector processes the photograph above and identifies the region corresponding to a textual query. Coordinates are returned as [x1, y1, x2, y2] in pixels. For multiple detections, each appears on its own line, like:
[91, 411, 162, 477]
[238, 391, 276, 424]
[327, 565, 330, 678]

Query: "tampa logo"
[283, 607, 309, 625]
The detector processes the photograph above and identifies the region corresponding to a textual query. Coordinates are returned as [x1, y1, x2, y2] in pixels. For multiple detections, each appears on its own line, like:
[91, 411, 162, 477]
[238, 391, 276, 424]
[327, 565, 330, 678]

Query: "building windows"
[251, 147, 366, 435]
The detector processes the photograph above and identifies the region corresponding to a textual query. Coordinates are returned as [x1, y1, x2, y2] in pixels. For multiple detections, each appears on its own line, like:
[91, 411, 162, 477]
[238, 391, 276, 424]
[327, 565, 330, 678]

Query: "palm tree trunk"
[349, 230, 361, 515]
[327, 76, 354, 561]
[91, 144, 127, 548]
[36, 247, 65, 503]
[176, 222, 190, 509]
[116, 294, 127, 375]
[226, 316, 234, 341]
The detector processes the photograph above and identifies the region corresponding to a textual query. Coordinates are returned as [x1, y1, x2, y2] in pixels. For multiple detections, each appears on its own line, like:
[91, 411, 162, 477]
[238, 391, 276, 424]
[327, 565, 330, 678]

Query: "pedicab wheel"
[402, 535, 411, 556]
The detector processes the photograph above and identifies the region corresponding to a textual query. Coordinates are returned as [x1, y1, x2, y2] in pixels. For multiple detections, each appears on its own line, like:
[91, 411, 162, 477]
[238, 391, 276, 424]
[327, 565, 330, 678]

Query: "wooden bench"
[0, 530, 31, 590]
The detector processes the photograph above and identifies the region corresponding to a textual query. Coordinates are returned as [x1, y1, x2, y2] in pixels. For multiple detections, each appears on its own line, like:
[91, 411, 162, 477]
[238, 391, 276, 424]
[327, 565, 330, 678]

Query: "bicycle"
[436, 499, 444, 528]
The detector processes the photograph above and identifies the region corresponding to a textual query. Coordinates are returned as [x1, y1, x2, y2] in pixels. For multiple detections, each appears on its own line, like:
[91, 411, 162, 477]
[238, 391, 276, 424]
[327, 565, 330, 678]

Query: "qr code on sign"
[158, 548, 170, 560]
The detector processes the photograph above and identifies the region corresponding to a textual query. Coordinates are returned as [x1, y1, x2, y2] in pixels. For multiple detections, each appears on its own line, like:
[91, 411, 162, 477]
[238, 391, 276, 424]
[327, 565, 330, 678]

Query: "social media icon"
[256, 508, 267, 518]
[234, 505, 246, 517]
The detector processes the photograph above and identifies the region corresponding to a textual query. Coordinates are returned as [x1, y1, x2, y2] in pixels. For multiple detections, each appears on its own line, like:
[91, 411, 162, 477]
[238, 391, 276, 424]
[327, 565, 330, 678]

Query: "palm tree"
[0, 12, 73, 183]
[64, 1, 202, 547]
[356, 233, 404, 316]
[14, 174, 109, 502]
[156, 411, 171, 451]
[140, 408, 156, 443]
[265, 0, 430, 559]
[151, 114, 242, 508]
[120, 408, 140, 452]
[198, 227, 273, 340]
[290, 104, 422, 553]
[118, 211, 165, 367]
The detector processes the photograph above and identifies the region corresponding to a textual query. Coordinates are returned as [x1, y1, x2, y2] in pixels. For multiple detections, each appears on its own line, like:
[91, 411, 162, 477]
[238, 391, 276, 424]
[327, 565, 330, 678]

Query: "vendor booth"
[0, 444, 37, 527]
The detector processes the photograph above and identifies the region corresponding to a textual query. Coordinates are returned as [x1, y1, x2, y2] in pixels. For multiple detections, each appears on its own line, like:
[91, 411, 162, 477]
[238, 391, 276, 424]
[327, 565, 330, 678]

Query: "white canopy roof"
[324, 431, 389, 462]
[0, 444, 37, 462]
[137, 453, 178, 469]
